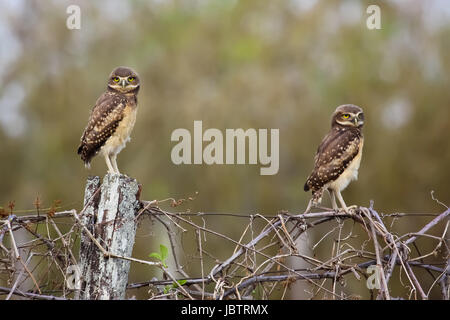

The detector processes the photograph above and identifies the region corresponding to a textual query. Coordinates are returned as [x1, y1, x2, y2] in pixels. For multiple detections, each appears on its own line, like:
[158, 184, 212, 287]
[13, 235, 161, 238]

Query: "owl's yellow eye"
[128, 77, 135, 82]
[113, 77, 120, 83]
[342, 114, 350, 119]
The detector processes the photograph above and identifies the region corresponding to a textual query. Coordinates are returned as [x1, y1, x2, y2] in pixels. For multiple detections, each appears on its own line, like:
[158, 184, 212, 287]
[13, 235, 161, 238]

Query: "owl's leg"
[329, 189, 338, 211]
[111, 154, 120, 174]
[304, 199, 313, 213]
[104, 154, 115, 174]
[335, 190, 349, 213]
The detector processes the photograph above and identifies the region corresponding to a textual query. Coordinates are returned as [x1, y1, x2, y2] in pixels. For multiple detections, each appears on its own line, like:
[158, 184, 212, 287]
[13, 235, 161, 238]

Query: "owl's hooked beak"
[120, 79, 127, 88]
[355, 117, 364, 127]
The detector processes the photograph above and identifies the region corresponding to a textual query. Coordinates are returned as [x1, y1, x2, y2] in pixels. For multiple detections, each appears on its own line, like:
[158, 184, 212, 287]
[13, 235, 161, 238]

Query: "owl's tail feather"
[77, 145, 83, 155]
[304, 181, 310, 192]
[77, 144, 92, 169]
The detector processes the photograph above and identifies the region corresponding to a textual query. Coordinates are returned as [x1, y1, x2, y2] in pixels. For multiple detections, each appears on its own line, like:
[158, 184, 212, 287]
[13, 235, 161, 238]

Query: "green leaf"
[172, 279, 187, 288]
[160, 244, 169, 261]
[149, 252, 162, 261]
[149, 244, 169, 267]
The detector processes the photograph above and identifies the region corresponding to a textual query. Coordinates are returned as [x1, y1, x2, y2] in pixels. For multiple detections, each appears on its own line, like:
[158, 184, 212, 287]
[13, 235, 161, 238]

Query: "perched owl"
[304, 104, 365, 212]
[77, 66, 140, 174]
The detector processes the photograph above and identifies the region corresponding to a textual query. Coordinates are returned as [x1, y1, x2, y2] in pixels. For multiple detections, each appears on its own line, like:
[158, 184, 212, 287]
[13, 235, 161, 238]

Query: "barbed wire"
[0, 195, 449, 300]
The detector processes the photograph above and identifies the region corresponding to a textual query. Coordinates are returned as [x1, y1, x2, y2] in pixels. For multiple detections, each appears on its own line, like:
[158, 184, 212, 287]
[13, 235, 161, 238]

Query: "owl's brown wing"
[77, 92, 126, 166]
[304, 128, 362, 192]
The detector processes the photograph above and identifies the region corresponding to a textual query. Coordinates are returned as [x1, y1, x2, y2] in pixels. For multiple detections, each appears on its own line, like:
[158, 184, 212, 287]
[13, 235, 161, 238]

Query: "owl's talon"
[340, 205, 358, 214]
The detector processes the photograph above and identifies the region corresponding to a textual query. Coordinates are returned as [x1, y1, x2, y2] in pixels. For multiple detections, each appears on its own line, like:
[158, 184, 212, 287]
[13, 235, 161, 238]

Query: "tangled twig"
[0, 198, 448, 300]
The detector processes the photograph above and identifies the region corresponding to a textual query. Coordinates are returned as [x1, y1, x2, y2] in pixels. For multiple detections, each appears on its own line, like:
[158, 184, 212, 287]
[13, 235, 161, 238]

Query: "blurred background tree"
[0, 0, 448, 299]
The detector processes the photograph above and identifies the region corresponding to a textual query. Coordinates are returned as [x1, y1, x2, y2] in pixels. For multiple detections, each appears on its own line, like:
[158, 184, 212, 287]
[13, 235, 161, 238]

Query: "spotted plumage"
[304, 104, 365, 212]
[77, 66, 140, 174]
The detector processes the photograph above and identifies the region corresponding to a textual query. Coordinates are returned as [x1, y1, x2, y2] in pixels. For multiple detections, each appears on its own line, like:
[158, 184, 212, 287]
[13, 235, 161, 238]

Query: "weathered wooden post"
[79, 174, 141, 300]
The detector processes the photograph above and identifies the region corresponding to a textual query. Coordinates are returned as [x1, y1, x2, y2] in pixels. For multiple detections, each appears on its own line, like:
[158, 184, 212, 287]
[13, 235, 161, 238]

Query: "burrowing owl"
[77, 66, 140, 174]
[304, 104, 365, 212]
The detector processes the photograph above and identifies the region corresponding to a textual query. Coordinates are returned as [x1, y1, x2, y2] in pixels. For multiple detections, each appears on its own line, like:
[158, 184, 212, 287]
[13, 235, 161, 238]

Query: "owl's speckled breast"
[328, 139, 363, 192]
[101, 105, 137, 157]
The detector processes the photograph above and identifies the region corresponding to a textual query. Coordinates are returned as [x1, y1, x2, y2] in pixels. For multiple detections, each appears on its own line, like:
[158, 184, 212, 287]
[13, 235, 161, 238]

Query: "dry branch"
[0, 182, 448, 300]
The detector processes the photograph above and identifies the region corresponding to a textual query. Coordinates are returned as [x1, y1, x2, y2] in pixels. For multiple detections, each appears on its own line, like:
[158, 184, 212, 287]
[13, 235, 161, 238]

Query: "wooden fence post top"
[79, 173, 141, 300]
